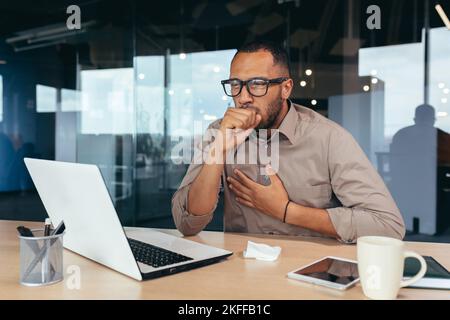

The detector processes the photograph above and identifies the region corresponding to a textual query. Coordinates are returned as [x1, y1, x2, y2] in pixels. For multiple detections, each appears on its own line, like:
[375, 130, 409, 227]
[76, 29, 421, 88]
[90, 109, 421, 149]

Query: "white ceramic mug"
[357, 236, 427, 300]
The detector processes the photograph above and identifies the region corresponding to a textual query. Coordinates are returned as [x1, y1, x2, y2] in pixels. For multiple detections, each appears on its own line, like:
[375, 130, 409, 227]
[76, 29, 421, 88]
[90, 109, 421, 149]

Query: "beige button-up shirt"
[171, 102, 405, 243]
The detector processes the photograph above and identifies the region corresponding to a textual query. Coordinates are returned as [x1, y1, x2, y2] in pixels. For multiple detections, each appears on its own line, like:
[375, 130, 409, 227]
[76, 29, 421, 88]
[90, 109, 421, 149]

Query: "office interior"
[0, 0, 449, 243]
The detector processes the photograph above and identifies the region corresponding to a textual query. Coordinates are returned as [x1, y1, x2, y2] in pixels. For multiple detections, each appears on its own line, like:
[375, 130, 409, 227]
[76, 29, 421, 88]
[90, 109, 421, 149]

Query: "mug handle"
[399, 251, 427, 288]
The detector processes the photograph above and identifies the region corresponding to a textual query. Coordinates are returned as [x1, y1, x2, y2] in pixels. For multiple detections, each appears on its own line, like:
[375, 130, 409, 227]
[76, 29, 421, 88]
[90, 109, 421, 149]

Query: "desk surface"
[1, 220, 449, 300]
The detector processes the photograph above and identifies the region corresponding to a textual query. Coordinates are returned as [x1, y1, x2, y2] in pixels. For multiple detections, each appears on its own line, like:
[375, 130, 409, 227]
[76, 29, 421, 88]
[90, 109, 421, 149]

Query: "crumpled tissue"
[243, 240, 281, 261]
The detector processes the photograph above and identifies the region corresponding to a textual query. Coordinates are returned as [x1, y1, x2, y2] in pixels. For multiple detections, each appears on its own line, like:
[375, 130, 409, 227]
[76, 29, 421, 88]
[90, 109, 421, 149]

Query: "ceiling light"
[300, 81, 307, 87]
[311, 99, 317, 106]
[179, 53, 186, 60]
[363, 85, 370, 92]
[305, 69, 312, 76]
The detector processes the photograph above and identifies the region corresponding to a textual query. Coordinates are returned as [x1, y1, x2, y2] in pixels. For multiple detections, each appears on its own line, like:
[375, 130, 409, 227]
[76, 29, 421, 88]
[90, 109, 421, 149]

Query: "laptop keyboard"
[128, 238, 193, 268]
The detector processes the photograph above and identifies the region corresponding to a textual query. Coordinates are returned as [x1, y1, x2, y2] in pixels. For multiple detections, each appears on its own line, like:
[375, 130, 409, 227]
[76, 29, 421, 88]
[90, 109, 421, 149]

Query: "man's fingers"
[227, 111, 256, 129]
[227, 107, 256, 115]
[226, 110, 253, 128]
[222, 117, 245, 129]
[234, 169, 258, 189]
[236, 197, 255, 208]
[227, 109, 256, 129]
[228, 106, 256, 116]
[219, 107, 261, 150]
[223, 108, 261, 130]
[229, 184, 252, 202]
[227, 176, 252, 196]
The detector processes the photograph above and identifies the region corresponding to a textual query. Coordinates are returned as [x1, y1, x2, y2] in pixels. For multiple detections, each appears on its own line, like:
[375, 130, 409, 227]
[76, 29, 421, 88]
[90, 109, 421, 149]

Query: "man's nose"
[237, 84, 253, 106]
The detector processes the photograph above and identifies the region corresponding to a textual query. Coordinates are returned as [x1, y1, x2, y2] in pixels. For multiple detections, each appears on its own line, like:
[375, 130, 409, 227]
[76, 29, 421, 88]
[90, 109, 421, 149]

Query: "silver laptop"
[24, 158, 232, 281]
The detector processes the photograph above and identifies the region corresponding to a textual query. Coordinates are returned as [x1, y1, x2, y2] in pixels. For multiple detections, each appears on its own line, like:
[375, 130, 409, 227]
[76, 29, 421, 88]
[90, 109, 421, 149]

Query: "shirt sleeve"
[171, 121, 222, 236]
[325, 127, 406, 244]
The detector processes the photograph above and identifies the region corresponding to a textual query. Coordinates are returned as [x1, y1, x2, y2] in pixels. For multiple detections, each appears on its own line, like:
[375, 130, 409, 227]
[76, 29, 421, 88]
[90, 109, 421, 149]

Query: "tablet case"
[403, 256, 450, 290]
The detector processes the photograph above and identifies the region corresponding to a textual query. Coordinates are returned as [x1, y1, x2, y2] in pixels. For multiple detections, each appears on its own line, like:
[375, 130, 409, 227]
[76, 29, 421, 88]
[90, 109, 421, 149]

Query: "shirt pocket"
[287, 185, 332, 208]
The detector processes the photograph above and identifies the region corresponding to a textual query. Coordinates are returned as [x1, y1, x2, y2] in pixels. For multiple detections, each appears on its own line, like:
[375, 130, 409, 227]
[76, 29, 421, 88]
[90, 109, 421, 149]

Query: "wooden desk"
[1, 220, 449, 300]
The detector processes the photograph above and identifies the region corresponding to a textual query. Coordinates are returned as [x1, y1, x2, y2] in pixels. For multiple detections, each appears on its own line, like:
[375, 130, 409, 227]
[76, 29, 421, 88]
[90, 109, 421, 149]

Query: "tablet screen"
[294, 258, 359, 285]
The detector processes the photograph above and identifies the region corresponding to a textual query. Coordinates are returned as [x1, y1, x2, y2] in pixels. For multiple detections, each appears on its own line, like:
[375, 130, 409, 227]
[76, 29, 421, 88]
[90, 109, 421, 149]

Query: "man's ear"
[281, 78, 293, 99]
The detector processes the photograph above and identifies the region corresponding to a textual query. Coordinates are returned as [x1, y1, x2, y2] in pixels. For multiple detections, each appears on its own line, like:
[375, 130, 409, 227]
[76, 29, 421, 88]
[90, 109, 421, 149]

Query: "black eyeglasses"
[221, 77, 289, 97]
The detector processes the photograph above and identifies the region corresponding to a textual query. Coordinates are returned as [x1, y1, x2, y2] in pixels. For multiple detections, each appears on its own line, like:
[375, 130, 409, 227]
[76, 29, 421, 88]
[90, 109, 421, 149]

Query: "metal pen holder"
[19, 228, 64, 286]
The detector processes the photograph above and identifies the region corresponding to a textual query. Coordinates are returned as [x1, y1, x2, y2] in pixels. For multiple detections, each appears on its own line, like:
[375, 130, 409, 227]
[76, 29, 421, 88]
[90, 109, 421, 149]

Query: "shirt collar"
[276, 99, 298, 144]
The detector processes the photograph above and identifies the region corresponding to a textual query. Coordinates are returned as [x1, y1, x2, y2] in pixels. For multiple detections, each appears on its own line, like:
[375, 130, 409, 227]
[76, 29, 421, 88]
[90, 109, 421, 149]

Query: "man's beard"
[256, 96, 283, 130]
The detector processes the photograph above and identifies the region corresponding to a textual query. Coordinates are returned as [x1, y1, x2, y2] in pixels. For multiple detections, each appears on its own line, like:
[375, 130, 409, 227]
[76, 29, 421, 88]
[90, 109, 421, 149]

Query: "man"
[391, 104, 450, 165]
[390, 104, 450, 233]
[172, 40, 405, 243]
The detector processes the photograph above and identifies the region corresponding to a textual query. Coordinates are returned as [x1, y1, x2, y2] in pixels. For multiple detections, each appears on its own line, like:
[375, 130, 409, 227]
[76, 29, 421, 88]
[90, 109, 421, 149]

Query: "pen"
[43, 218, 52, 282]
[44, 218, 51, 236]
